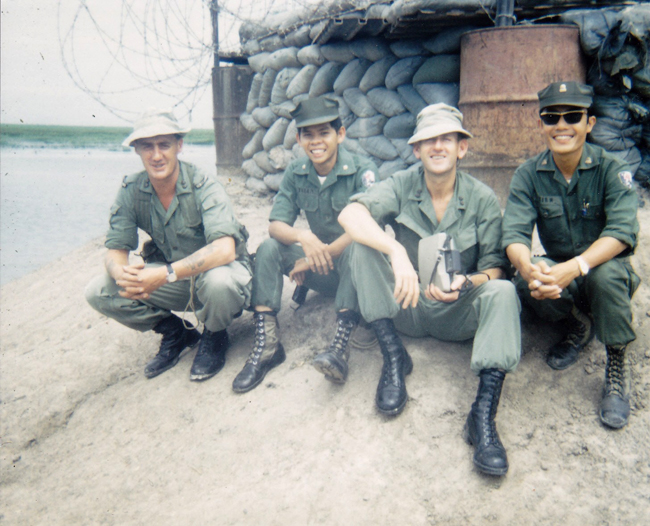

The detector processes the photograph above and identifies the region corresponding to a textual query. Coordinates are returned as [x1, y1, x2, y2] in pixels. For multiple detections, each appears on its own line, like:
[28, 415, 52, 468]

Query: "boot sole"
[311, 357, 347, 384]
[232, 344, 286, 393]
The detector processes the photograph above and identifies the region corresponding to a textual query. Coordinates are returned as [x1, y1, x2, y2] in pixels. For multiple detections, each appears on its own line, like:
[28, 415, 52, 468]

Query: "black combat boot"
[312, 310, 360, 384]
[600, 345, 631, 429]
[371, 318, 413, 416]
[189, 328, 229, 382]
[546, 306, 594, 370]
[464, 369, 509, 476]
[145, 315, 201, 379]
[232, 312, 286, 393]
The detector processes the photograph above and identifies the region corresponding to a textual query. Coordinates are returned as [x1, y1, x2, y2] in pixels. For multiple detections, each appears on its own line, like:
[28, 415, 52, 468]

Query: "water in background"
[1, 145, 217, 285]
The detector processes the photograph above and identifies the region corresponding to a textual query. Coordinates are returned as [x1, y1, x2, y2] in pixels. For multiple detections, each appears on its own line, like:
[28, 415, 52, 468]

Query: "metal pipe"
[211, 0, 219, 68]
[495, 0, 515, 27]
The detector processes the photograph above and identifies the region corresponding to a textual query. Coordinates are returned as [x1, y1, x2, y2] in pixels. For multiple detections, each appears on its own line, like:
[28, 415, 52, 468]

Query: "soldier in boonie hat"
[86, 106, 253, 385]
[290, 96, 340, 128]
[408, 103, 473, 145]
[122, 108, 191, 147]
[537, 81, 594, 111]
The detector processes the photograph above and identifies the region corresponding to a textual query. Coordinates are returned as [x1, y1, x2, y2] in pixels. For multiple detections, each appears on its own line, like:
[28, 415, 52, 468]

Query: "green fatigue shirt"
[105, 161, 249, 264]
[269, 146, 378, 244]
[502, 142, 639, 261]
[351, 164, 508, 275]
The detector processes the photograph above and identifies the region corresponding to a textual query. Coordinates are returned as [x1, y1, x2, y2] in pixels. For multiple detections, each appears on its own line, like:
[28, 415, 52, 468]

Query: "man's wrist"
[575, 255, 590, 276]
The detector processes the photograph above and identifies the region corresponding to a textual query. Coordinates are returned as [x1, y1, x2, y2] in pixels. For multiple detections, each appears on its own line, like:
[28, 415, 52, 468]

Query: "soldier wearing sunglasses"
[502, 81, 640, 429]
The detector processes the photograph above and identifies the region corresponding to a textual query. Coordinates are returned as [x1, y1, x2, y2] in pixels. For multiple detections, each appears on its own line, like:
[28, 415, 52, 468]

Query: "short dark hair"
[298, 118, 343, 137]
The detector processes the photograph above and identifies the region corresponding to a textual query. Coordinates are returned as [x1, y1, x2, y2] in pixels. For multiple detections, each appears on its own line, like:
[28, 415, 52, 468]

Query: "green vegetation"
[0, 124, 215, 150]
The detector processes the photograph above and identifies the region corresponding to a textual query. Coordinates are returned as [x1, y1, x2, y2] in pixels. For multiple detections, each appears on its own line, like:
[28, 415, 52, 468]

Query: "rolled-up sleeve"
[105, 187, 139, 251]
[199, 178, 246, 246]
[600, 161, 638, 253]
[269, 167, 300, 226]
[501, 166, 538, 251]
[350, 177, 400, 225]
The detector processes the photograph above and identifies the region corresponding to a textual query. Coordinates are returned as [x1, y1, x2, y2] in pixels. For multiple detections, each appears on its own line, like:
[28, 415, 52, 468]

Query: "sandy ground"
[2, 174, 650, 525]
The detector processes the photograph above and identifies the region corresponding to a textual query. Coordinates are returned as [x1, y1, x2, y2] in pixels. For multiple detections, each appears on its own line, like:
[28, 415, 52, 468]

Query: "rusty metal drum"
[459, 25, 587, 203]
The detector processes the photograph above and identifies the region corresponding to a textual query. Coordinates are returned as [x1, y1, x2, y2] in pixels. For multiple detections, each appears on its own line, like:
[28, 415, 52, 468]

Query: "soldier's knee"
[255, 238, 283, 263]
[85, 274, 111, 312]
[588, 259, 625, 293]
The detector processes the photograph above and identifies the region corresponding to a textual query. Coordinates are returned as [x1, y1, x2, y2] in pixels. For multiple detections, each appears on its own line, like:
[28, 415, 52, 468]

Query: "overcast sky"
[1, 1, 215, 129]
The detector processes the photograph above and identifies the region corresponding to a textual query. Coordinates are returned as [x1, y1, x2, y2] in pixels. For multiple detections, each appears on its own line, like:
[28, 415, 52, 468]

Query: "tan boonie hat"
[538, 81, 594, 111]
[122, 108, 191, 147]
[290, 96, 340, 128]
[408, 103, 473, 145]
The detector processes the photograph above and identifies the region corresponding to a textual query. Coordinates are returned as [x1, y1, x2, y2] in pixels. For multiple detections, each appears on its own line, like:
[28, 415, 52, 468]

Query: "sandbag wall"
[562, 5, 650, 187]
[239, 30, 472, 194]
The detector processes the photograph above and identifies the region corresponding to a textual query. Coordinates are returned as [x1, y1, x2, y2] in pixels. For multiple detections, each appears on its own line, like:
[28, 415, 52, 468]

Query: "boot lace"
[327, 318, 355, 357]
[247, 314, 267, 366]
[605, 348, 626, 397]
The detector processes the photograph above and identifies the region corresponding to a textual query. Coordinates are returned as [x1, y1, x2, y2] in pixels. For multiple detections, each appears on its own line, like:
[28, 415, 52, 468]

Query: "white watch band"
[575, 256, 590, 276]
[166, 263, 178, 283]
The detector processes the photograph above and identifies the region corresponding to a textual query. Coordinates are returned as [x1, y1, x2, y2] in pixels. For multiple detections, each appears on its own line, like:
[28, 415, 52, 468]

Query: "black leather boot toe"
[145, 315, 201, 379]
[189, 329, 229, 382]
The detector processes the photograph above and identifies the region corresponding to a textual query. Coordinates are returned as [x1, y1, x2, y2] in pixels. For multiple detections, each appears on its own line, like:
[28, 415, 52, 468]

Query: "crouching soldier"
[232, 96, 378, 393]
[86, 108, 252, 382]
[339, 103, 521, 476]
[503, 81, 640, 429]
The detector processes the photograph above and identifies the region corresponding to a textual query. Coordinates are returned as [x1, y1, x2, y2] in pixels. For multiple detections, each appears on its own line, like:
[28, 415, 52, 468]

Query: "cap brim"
[408, 123, 473, 145]
[294, 114, 339, 128]
[539, 96, 592, 110]
[122, 125, 191, 147]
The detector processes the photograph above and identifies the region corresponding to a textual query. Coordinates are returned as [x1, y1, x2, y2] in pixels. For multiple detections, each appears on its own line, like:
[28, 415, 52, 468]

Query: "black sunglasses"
[539, 110, 587, 126]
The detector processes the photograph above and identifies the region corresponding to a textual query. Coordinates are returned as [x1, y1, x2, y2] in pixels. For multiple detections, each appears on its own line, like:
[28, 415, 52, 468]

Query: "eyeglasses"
[539, 110, 587, 126]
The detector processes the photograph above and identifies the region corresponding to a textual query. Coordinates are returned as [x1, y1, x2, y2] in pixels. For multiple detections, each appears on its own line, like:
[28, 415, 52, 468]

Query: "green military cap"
[290, 96, 340, 128]
[538, 81, 594, 111]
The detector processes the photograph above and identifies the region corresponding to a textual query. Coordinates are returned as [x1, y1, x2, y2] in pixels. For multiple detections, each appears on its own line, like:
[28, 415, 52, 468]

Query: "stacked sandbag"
[240, 31, 472, 192]
[562, 4, 650, 184]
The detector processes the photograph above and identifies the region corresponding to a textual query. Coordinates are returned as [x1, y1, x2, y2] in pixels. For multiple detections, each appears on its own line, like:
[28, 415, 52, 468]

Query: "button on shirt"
[351, 164, 508, 274]
[105, 161, 249, 264]
[502, 142, 638, 261]
[269, 146, 378, 245]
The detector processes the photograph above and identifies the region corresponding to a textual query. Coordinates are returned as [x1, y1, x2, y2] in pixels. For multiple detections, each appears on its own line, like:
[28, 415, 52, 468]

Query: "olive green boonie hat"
[290, 96, 340, 128]
[122, 108, 191, 147]
[538, 81, 594, 111]
[408, 103, 473, 145]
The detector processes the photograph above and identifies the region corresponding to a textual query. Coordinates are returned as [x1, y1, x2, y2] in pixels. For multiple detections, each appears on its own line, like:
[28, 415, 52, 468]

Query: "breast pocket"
[178, 195, 205, 242]
[296, 191, 319, 212]
[537, 200, 568, 243]
[580, 202, 605, 243]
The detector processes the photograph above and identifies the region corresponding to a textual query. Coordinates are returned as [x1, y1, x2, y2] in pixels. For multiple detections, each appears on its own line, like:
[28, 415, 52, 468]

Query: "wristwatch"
[165, 263, 178, 283]
[575, 255, 590, 276]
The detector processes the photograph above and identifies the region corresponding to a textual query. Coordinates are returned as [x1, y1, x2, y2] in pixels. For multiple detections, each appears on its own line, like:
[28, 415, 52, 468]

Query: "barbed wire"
[58, 0, 318, 124]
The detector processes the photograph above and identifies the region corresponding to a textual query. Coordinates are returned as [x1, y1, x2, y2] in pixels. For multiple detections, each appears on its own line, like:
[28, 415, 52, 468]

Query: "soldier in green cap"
[231, 96, 378, 394]
[85, 108, 252, 383]
[502, 81, 640, 429]
[339, 103, 521, 476]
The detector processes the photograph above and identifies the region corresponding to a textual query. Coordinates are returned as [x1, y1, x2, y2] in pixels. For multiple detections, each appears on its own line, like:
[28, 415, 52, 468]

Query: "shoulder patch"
[361, 169, 376, 188]
[618, 171, 633, 189]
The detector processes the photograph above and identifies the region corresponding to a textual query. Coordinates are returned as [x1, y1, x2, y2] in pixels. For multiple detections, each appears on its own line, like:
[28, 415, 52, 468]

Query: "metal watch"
[165, 263, 178, 283]
[575, 256, 590, 276]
